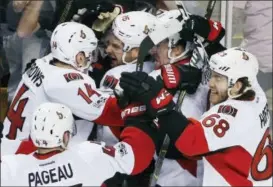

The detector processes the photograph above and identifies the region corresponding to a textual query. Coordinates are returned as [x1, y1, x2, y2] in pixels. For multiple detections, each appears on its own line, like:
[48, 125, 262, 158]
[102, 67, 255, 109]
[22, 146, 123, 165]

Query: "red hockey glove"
[160, 64, 202, 95]
[180, 14, 225, 43]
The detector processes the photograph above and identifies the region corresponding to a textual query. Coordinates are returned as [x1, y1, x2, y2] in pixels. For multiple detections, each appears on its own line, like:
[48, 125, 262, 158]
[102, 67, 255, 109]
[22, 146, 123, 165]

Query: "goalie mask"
[51, 22, 98, 73]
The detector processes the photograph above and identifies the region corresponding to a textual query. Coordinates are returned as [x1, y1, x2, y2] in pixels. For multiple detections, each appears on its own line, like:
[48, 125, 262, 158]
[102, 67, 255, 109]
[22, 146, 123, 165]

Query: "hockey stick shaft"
[205, 0, 217, 19]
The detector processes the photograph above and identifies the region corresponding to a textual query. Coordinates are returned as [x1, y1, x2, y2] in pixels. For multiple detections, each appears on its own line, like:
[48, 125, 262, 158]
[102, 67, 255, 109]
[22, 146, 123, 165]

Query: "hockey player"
[98, 9, 225, 186]
[96, 11, 156, 145]
[119, 47, 272, 186]
[95, 11, 158, 187]
[133, 9, 224, 186]
[2, 22, 124, 154]
[1, 102, 157, 186]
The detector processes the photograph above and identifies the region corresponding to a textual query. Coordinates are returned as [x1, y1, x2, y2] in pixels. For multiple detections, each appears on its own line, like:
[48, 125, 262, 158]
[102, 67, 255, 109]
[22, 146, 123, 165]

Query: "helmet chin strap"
[122, 50, 137, 64]
[167, 47, 190, 64]
[227, 86, 252, 99]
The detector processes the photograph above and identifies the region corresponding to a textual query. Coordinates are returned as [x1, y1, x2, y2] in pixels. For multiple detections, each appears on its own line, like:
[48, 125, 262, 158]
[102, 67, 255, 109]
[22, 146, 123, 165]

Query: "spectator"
[234, 1, 272, 120]
[3, 0, 55, 103]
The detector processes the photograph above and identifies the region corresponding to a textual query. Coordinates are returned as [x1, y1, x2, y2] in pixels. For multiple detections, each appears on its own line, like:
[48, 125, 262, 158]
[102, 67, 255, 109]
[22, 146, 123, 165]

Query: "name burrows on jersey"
[174, 81, 272, 186]
[1, 124, 156, 186]
[3, 56, 124, 142]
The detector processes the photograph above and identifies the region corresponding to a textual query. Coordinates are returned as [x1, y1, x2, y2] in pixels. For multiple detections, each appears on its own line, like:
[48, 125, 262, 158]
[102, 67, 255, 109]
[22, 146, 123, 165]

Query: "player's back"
[1, 141, 132, 186]
[199, 81, 272, 186]
[3, 56, 96, 141]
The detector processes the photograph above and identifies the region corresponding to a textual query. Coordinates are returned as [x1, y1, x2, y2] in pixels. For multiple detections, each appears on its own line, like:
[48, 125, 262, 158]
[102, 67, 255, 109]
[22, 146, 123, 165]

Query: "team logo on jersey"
[117, 143, 128, 157]
[63, 73, 84, 83]
[218, 105, 238, 117]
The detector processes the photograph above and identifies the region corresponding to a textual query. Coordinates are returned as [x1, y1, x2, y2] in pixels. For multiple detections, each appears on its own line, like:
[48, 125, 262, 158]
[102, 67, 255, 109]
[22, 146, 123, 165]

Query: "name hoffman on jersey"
[28, 163, 73, 186]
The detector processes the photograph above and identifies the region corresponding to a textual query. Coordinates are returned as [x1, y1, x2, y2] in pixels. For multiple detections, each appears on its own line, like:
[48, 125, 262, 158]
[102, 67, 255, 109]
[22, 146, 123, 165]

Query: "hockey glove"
[73, 0, 119, 28]
[92, 5, 122, 34]
[180, 15, 225, 43]
[120, 72, 175, 118]
[160, 64, 202, 95]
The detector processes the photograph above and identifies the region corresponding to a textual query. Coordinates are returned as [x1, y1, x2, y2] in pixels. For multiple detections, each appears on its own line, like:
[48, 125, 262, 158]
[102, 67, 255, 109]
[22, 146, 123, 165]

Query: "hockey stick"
[205, 0, 217, 19]
[149, 1, 216, 186]
[45, 0, 74, 53]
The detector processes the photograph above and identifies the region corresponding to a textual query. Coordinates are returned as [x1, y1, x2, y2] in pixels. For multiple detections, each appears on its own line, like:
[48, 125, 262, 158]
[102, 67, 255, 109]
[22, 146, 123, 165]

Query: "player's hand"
[73, 0, 120, 27]
[160, 64, 202, 95]
[180, 15, 225, 43]
[120, 72, 175, 118]
[92, 6, 122, 33]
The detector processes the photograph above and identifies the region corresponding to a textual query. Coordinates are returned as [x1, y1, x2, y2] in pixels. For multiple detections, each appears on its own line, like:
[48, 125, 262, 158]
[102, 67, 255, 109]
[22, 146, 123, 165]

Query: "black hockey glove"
[180, 15, 225, 43]
[120, 72, 175, 118]
[160, 63, 202, 95]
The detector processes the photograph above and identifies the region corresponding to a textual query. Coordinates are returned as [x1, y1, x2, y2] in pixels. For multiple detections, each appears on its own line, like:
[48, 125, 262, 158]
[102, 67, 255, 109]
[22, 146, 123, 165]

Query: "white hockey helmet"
[51, 22, 98, 72]
[156, 9, 194, 63]
[209, 47, 259, 97]
[30, 102, 76, 149]
[111, 11, 157, 64]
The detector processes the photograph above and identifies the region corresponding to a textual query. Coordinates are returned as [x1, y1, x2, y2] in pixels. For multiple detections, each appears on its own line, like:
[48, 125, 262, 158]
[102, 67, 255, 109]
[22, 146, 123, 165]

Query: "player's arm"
[44, 72, 123, 126]
[118, 71, 234, 157]
[79, 105, 157, 186]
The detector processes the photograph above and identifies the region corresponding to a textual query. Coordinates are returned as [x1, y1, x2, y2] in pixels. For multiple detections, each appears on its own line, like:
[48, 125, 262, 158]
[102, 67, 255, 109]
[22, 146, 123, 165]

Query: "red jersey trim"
[121, 126, 155, 175]
[175, 118, 210, 157]
[15, 138, 37, 155]
[94, 97, 124, 126]
[33, 150, 62, 160]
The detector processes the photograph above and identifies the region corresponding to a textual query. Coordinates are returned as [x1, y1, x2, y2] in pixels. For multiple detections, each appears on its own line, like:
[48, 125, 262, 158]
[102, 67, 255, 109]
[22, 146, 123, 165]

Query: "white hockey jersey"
[149, 65, 208, 186]
[96, 62, 155, 145]
[1, 125, 155, 187]
[175, 80, 272, 186]
[3, 55, 123, 142]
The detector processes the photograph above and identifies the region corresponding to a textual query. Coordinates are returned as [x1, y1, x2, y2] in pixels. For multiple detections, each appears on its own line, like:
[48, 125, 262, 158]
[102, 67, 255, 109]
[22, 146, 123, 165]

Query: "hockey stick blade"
[136, 36, 154, 72]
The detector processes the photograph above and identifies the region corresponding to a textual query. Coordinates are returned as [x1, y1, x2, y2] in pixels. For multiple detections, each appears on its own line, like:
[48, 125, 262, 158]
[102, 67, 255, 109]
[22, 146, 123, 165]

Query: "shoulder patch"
[218, 105, 238, 117]
[63, 73, 83, 83]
